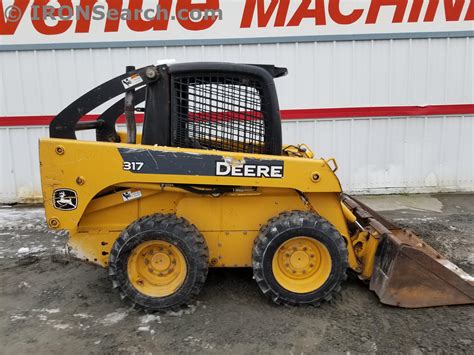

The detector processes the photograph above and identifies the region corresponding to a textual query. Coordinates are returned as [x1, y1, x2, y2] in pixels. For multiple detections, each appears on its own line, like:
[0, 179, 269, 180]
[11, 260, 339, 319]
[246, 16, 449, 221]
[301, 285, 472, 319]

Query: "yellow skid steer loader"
[39, 62, 473, 311]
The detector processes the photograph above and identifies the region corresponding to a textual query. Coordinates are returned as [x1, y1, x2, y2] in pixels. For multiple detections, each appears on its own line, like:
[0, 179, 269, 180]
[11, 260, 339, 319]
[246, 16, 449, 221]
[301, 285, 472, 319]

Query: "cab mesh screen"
[172, 75, 265, 154]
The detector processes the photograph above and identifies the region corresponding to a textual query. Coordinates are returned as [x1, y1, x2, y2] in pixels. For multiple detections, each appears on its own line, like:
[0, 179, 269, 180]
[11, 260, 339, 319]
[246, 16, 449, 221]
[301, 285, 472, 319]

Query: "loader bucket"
[342, 195, 474, 308]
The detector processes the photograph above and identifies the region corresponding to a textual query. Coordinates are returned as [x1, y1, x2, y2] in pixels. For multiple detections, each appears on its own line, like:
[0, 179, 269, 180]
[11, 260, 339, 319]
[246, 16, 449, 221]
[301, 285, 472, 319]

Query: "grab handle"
[325, 157, 338, 172]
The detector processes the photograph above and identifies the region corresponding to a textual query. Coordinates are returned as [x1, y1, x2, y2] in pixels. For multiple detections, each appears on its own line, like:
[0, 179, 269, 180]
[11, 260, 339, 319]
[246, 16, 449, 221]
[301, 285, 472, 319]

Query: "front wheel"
[253, 211, 348, 306]
[108, 214, 208, 312]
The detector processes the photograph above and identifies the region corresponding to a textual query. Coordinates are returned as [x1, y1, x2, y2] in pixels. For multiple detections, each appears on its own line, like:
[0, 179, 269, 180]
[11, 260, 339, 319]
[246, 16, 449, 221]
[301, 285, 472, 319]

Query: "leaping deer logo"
[53, 189, 78, 210]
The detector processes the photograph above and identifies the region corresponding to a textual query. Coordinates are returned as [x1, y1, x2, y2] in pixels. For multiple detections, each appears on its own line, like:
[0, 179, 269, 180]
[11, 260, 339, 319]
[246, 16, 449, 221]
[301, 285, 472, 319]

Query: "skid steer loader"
[39, 62, 473, 311]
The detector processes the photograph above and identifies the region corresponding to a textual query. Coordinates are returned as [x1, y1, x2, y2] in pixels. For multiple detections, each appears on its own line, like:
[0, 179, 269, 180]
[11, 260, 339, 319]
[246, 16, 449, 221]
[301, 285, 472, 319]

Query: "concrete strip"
[357, 195, 443, 213]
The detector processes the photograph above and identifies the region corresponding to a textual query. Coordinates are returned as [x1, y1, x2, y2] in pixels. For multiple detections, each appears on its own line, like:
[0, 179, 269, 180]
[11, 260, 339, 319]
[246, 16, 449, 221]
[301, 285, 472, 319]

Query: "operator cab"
[49, 62, 288, 156]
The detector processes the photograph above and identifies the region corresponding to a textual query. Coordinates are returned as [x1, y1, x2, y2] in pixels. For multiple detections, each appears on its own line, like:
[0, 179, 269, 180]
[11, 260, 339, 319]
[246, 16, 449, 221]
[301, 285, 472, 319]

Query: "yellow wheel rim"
[272, 237, 332, 294]
[127, 240, 187, 297]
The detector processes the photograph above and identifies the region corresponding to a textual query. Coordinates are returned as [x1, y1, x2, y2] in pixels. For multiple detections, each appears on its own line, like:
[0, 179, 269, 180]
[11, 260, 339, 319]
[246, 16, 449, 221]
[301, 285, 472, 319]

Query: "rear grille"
[172, 75, 266, 154]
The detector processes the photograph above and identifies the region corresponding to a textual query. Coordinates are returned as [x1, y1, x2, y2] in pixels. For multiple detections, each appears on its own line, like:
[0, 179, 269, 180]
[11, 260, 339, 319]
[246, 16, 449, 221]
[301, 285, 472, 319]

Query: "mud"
[0, 193, 473, 354]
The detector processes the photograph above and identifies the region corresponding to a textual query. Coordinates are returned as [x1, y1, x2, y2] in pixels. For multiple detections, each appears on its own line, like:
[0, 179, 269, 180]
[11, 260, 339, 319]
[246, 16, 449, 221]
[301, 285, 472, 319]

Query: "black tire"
[108, 214, 208, 312]
[253, 211, 348, 306]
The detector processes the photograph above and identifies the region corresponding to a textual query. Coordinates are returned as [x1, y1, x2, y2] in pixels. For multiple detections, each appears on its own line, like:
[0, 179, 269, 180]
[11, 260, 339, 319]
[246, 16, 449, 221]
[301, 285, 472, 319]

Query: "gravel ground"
[0, 193, 473, 354]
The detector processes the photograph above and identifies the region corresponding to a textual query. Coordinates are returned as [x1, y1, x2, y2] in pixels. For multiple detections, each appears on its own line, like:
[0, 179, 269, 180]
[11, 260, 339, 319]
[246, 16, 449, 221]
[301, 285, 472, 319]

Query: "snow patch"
[99, 310, 128, 326]
[74, 313, 93, 319]
[184, 336, 214, 350]
[10, 314, 29, 321]
[139, 314, 161, 324]
[18, 281, 31, 289]
[33, 308, 60, 314]
[167, 304, 197, 317]
[0, 207, 47, 231]
[16, 246, 48, 256]
[412, 217, 436, 222]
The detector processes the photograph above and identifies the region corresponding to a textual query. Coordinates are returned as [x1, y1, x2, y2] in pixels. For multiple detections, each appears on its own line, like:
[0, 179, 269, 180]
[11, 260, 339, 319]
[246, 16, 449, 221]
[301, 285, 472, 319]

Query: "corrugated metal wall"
[1, 37, 473, 202]
[1, 115, 473, 202]
[1, 38, 472, 115]
[283, 115, 474, 193]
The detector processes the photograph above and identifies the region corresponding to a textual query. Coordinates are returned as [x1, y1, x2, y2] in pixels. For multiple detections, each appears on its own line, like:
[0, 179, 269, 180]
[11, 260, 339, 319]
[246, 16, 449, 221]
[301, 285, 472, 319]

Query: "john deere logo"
[53, 189, 78, 211]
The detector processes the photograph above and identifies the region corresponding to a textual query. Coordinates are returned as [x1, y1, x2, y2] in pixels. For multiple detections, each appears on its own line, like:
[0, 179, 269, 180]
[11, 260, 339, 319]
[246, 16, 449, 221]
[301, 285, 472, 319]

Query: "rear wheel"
[253, 211, 348, 306]
[109, 214, 208, 312]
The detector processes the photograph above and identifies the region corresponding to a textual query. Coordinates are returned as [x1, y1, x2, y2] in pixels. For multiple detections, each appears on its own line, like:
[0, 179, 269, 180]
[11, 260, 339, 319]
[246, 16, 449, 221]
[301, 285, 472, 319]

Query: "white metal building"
[1, 1, 473, 203]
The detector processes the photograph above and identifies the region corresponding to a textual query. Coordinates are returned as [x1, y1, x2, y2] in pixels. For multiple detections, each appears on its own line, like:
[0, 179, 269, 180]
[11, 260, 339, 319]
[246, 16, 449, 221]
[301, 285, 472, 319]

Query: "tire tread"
[109, 213, 208, 312]
[252, 210, 348, 307]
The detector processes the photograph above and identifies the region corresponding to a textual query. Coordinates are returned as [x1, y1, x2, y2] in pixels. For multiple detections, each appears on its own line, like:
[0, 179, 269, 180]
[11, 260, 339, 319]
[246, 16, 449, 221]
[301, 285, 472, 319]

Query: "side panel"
[68, 187, 357, 269]
[39, 138, 342, 230]
[69, 188, 309, 267]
